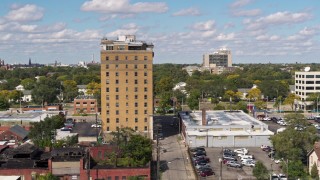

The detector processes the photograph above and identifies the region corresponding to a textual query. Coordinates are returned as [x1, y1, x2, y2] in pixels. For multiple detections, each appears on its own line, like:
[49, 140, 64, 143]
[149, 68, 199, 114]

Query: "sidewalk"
[178, 138, 196, 180]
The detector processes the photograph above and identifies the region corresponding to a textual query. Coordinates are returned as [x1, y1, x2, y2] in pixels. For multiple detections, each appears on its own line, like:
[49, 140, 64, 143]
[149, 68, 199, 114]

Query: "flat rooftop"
[181, 110, 262, 127]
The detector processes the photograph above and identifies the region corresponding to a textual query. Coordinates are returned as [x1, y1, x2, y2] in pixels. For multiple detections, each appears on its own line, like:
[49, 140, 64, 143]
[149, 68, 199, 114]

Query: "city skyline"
[0, 0, 319, 64]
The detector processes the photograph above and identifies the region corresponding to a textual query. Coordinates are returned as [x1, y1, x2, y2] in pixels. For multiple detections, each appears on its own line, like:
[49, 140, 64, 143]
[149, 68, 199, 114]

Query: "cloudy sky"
[0, 0, 319, 64]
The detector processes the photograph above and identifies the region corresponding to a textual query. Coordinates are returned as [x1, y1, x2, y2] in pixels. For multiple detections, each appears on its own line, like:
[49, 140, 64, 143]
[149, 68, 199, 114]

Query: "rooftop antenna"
[304, 67, 310, 72]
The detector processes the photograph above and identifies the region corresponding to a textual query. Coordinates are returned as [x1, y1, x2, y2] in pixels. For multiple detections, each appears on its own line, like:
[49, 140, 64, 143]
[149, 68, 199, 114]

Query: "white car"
[243, 161, 255, 167]
[91, 124, 102, 128]
[239, 154, 254, 159]
[240, 156, 254, 162]
[274, 159, 281, 164]
[262, 117, 271, 121]
[278, 174, 287, 180]
[313, 124, 320, 130]
[234, 148, 248, 154]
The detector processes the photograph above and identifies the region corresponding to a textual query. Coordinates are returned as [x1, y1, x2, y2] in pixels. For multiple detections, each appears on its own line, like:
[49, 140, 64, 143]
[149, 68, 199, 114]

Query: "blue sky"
[0, 0, 319, 64]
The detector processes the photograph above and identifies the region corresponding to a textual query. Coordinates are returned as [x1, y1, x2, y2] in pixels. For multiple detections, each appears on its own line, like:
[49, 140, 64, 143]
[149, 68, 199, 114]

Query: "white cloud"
[192, 20, 215, 31]
[81, 0, 168, 14]
[5, 4, 44, 22]
[232, 9, 261, 17]
[106, 23, 139, 37]
[215, 33, 235, 40]
[172, 8, 201, 17]
[230, 0, 253, 8]
[245, 11, 311, 30]
[299, 27, 316, 36]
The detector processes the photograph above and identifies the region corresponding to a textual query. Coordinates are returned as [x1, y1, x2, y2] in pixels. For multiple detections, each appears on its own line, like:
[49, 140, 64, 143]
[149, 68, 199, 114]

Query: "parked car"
[199, 169, 214, 177]
[234, 148, 248, 154]
[194, 158, 210, 164]
[262, 117, 271, 121]
[190, 147, 205, 152]
[195, 164, 211, 170]
[271, 174, 279, 180]
[313, 124, 320, 130]
[278, 174, 287, 180]
[274, 159, 281, 164]
[271, 117, 279, 122]
[239, 154, 254, 159]
[223, 148, 236, 156]
[91, 124, 102, 128]
[194, 160, 209, 166]
[197, 166, 212, 173]
[242, 161, 255, 167]
[224, 151, 236, 157]
[223, 155, 237, 161]
[268, 151, 275, 158]
[226, 161, 242, 168]
[193, 151, 206, 157]
[192, 155, 209, 162]
[240, 156, 254, 162]
[262, 146, 273, 152]
[60, 127, 72, 131]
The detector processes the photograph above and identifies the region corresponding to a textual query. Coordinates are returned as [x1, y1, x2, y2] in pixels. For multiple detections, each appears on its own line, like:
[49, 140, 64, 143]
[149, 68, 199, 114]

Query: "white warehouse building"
[179, 110, 273, 148]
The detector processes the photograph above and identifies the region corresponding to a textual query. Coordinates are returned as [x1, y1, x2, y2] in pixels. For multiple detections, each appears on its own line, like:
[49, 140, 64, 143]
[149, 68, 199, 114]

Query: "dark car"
[223, 151, 236, 157]
[271, 117, 278, 122]
[262, 146, 273, 152]
[226, 161, 242, 168]
[190, 147, 206, 152]
[193, 151, 206, 157]
[193, 156, 210, 163]
[197, 166, 212, 173]
[199, 169, 214, 177]
[194, 158, 210, 164]
[194, 160, 209, 166]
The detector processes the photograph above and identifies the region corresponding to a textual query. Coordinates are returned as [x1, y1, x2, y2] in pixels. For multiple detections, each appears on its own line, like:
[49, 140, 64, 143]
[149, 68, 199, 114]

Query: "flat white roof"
[187, 129, 273, 136]
[181, 110, 263, 126]
[0, 176, 21, 180]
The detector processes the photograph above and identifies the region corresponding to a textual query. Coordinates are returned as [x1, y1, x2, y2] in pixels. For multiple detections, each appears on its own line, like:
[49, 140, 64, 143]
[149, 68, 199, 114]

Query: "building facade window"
[144, 56, 147, 60]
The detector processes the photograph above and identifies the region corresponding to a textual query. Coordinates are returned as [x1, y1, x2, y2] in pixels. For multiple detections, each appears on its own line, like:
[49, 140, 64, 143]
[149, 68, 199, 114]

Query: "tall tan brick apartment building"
[100, 35, 154, 136]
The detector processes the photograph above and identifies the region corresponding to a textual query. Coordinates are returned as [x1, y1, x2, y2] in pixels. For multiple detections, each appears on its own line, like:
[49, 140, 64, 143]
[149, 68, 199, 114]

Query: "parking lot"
[192, 147, 282, 179]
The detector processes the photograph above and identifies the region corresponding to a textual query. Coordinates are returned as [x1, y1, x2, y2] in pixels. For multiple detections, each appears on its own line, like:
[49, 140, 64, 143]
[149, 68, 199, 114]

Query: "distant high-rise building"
[100, 35, 154, 135]
[203, 49, 232, 67]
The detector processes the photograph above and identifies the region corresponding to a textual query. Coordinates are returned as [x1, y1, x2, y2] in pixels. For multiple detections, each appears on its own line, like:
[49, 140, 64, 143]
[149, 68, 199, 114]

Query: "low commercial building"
[179, 110, 273, 148]
[73, 95, 98, 114]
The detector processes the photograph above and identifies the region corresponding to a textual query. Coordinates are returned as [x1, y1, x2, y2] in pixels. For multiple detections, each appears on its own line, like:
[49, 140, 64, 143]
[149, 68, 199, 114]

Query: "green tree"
[254, 100, 266, 110]
[283, 93, 300, 111]
[21, 78, 36, 90]
[0, 96, 9, 110]
[252, 161, 269, 180]
[187, 90, 200, 110]
[87, 82, 101, 106]
[36, 173, 59, 180]
[306, 93, 320, 111]
[155, 77, 173, 95]
[32, 78, 60, 105]
[285, 160, 306, 179]
[28, 115, 64, 148]
[62, 80, 78, 102]
[271, 113, 318, 161]
[236, 101, 248, 113]
[247, 88, 261, 100]
[9, 90, 21, 103]
[310, 163, 319, 180]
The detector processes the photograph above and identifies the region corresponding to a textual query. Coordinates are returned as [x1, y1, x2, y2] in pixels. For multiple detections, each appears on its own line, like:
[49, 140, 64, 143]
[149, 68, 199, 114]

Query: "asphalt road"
[153, 115, 196, 180]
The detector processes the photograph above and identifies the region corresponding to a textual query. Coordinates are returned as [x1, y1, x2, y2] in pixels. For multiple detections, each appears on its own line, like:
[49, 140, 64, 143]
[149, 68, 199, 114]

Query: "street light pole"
[317, 96, 319, 115]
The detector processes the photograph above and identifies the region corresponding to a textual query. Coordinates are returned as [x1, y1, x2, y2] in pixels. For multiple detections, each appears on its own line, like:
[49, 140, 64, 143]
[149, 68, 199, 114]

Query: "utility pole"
[156, 124, 161, 180]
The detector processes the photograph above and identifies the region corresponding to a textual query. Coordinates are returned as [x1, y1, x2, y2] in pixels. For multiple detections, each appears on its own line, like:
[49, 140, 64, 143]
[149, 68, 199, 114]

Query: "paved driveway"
[154, 115, 196, 180]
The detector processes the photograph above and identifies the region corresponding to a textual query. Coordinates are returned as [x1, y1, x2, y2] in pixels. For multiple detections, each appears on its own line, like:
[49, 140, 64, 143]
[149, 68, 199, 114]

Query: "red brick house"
[73, 95, 98, 114]
[0, 125, 29, 144]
